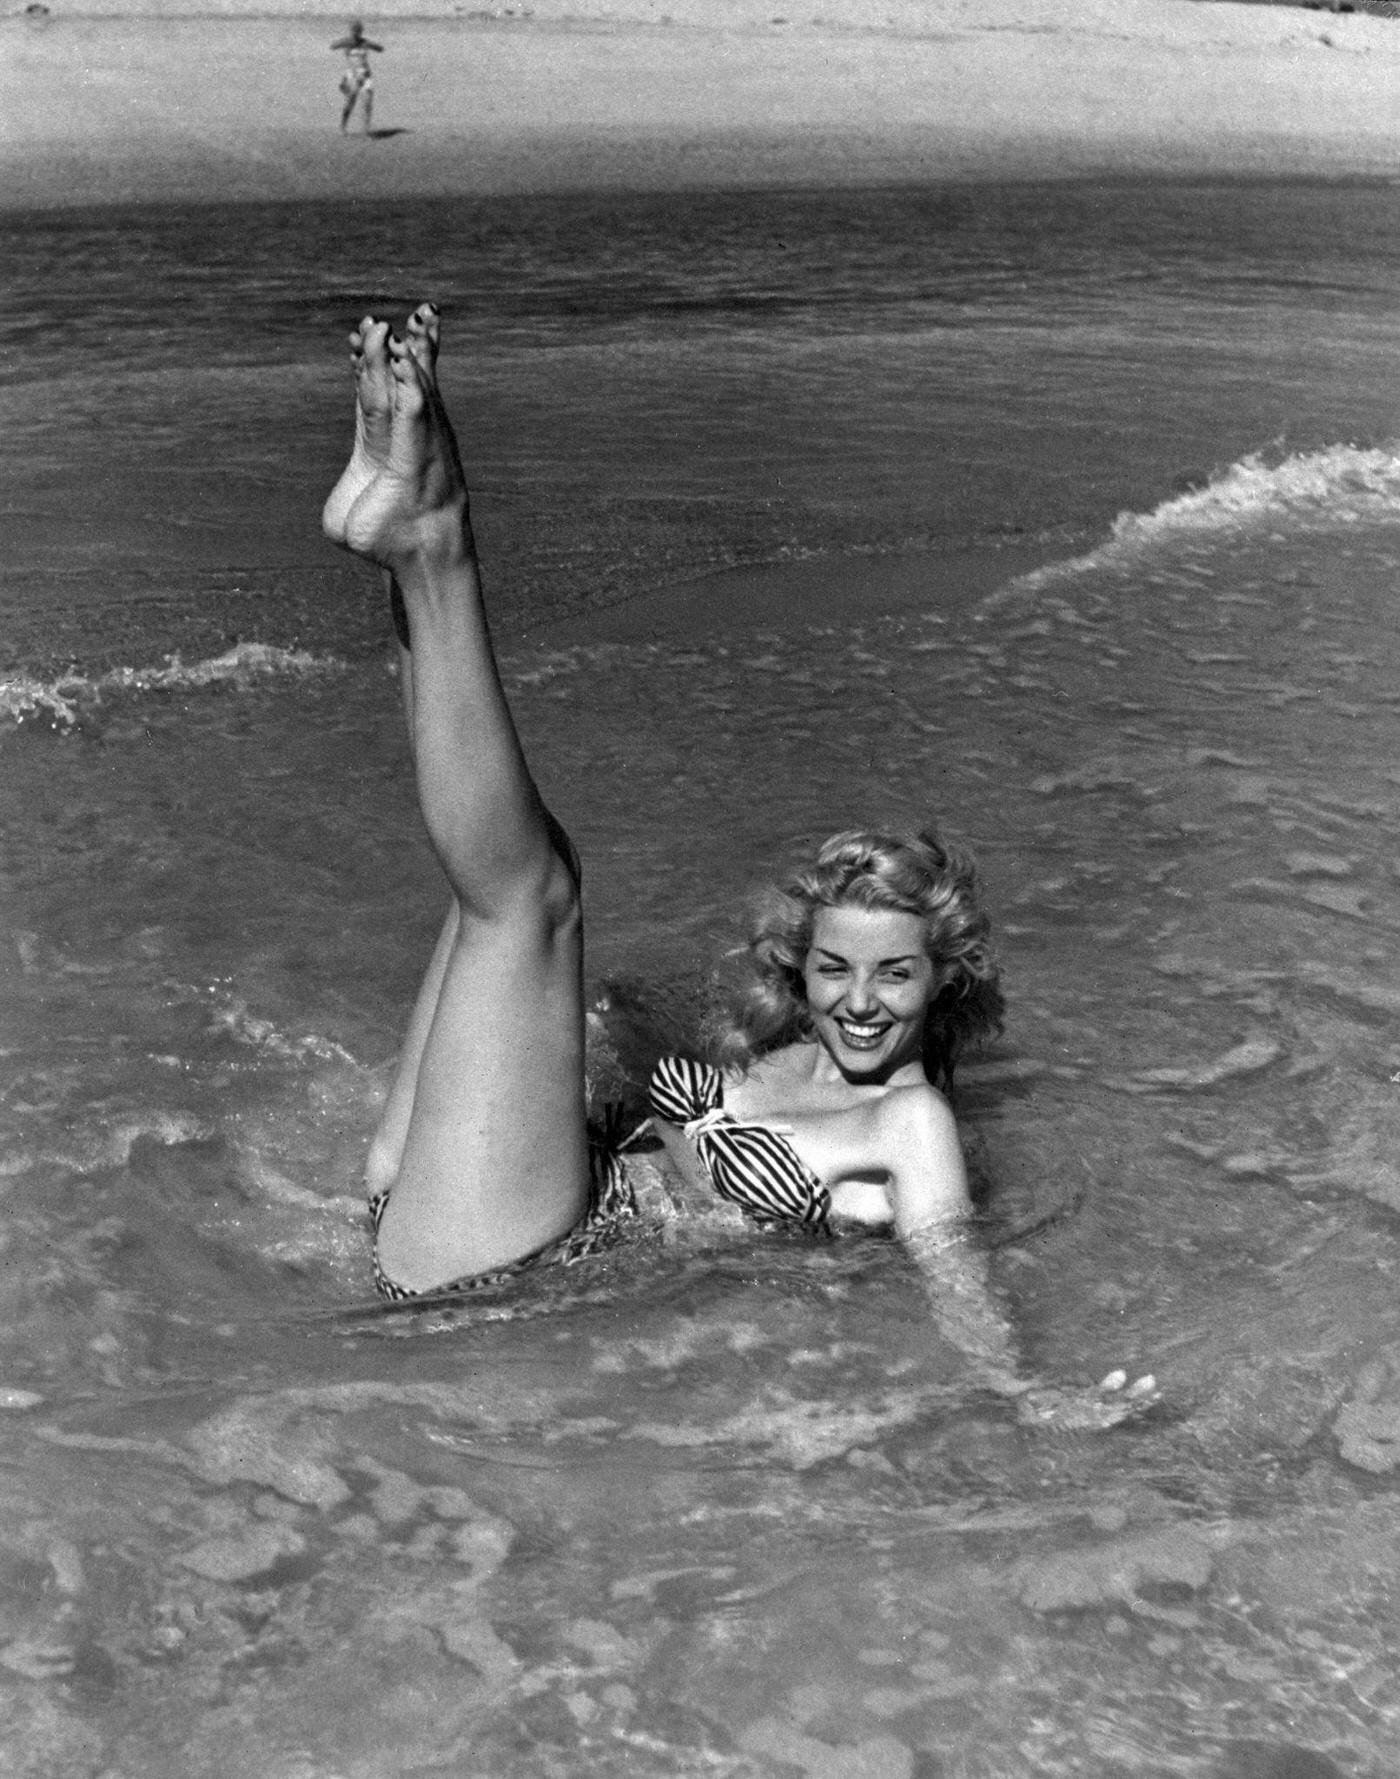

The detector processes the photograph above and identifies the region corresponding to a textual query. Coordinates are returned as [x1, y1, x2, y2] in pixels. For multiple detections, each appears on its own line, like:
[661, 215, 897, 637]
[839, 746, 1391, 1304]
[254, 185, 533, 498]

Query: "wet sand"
[4, 0, 1400, 211]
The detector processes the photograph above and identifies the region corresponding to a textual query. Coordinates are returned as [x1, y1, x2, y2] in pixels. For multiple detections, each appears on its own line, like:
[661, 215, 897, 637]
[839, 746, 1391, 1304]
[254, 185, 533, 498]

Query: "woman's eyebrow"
[810, 948, 921, 965]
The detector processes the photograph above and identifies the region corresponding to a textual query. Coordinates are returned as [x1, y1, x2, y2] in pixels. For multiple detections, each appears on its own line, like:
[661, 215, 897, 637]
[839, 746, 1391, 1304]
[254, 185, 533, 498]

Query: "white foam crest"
[0, 676, 83, 730]
[1111, 443, 1400, 547]
[203, 989, 363, 1070]
[98, 641, 345, 693]
[0, 643, 345, 732]
[46, 1111, 217, 1176]
[981, 443, 1400, 611]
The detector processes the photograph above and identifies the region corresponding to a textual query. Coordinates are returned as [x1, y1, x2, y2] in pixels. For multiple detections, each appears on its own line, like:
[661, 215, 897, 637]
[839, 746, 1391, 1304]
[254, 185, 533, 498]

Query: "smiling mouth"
[836, 1020, 890, 1049]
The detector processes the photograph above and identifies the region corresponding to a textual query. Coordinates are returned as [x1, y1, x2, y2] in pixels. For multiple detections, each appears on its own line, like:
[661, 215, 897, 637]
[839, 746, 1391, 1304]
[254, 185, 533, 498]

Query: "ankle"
[389, 506, 474, 577]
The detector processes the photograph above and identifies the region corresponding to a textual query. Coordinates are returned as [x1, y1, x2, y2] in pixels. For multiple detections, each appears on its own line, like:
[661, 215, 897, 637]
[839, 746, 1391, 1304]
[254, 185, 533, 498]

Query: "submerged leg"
[324, 305, 590, 1291]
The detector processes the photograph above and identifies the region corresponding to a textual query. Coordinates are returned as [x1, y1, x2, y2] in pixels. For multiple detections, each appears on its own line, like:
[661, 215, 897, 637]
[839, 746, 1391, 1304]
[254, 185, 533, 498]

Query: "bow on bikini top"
[647, 1054, 832, 1232]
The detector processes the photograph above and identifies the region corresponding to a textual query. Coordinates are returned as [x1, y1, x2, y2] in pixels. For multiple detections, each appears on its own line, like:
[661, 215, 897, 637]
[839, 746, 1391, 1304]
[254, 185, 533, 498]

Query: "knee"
[508, 850, 581, 939]
[542, 841, 583, 927]
[449, 845, 581, 934]
[364, 1129, 400, 1201]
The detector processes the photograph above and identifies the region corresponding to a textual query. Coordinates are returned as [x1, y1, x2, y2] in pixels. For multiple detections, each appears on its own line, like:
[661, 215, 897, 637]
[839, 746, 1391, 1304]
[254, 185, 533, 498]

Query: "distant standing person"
[332, 20, 383, 135]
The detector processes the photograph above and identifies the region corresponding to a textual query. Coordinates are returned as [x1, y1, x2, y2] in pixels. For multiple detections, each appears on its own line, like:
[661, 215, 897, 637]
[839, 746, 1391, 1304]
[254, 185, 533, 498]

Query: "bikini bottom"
[369, 1121, 635, 1301]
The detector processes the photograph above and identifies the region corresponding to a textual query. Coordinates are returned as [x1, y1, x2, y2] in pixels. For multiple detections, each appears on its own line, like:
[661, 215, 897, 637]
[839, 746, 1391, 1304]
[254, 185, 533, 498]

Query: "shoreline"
[5, 3, 1400, 210]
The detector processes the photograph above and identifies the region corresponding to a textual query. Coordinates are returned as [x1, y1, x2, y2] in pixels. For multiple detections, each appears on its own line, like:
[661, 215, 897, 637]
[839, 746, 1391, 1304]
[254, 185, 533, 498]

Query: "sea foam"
[1113, 443, 1400, 545]
[0, 642, 345, 733]
[985, 442, 1400, 609]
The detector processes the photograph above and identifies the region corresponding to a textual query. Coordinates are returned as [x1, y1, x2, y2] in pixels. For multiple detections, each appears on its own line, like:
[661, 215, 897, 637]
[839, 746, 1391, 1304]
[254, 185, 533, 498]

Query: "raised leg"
[324, 306, 590, 1291]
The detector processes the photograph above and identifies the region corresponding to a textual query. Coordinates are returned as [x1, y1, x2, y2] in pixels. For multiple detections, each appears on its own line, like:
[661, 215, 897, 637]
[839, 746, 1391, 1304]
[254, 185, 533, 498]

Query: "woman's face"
[802, 903, 937, 1079]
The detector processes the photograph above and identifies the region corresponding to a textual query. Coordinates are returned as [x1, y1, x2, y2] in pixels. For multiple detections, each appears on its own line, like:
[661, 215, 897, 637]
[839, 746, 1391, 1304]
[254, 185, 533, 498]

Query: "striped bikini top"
[647, 1054, 832, 1233]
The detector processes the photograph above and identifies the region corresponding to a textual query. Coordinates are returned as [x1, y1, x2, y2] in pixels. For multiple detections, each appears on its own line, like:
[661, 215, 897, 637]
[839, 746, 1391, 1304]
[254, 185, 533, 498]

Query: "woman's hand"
[900, 1213, 1161, 1434]
[1010, 1369, 1160, 1432]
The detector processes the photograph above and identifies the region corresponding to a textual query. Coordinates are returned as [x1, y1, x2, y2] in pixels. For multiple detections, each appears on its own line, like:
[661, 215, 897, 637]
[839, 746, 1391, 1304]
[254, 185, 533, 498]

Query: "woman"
[321, 305, 1154, 1428]
[649, 827, 1003, 1244]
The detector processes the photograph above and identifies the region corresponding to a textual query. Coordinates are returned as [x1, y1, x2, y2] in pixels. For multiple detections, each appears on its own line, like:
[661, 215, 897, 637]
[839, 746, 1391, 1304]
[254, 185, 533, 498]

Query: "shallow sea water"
[4, 183, 1400, 1776]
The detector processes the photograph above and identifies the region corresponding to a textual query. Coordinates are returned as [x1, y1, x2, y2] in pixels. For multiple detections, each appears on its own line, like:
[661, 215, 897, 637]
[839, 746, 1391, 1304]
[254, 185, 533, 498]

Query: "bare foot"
[321, 315, 395, 546]
[322, 303, 469, 568]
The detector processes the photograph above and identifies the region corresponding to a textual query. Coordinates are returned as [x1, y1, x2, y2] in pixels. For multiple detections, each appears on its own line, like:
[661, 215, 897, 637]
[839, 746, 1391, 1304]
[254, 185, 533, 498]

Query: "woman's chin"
[821, 1037, 909, 1082]
[839, 1046, 891, 1075]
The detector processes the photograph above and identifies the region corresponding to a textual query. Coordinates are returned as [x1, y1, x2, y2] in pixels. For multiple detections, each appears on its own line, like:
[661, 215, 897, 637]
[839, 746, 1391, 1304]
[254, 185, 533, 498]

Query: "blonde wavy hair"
[706, 827, 1003, 1091]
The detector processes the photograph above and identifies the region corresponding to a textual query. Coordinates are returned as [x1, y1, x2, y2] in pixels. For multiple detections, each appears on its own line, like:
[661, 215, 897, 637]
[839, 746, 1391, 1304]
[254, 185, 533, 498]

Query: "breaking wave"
[0, 642, 346, 733]
[1112, 443, 1400, 545]
[985, 442, 1400, 607]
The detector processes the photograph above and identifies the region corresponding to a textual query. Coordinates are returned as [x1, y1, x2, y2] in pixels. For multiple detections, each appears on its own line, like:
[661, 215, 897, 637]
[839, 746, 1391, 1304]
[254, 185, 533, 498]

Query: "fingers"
[1097, 1368, 1158, 1400]
[1014, 1368, 1162, 1433]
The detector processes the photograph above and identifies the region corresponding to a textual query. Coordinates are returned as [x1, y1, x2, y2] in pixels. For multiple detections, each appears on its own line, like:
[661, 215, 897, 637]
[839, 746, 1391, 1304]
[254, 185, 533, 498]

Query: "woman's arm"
[901, 1218, 1023, 1393]
[880, 1089, 1027, 1391]
[888, 1090, 1157, 1428]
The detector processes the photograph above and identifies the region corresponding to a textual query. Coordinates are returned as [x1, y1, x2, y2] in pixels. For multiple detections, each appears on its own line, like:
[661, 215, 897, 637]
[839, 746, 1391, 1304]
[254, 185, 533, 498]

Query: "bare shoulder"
[728, 1043, 802, 1083]
[885, 1076, 954, 1111]
[721, 1044, 811, 1117]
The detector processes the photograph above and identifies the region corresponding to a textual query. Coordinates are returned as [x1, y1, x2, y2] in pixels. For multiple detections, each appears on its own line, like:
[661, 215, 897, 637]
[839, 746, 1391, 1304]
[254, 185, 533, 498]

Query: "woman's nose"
[844, 976, 878, 1015]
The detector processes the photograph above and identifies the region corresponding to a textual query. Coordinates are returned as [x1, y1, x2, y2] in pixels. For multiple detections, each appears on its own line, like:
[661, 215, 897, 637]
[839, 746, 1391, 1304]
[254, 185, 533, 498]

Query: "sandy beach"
[3, 0, 1399, 210]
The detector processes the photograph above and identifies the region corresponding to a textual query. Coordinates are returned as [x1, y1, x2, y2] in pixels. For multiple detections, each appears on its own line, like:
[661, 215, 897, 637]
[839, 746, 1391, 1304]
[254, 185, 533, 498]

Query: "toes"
[350, 320, 393, 393]
[352, 322, 396, 414]
[359, 318, 392, 370]
[386, 336, 431, 424]
[387, 333, 419, 381]
[402, 304, 442, 389]
[405, 302, 441, 361]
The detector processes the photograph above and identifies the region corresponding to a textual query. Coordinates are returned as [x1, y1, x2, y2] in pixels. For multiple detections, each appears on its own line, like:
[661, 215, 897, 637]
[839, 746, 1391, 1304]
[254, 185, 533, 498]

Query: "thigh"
[374, 908, 591, 1291]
